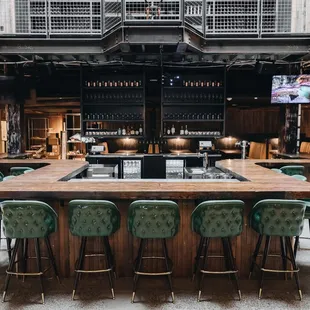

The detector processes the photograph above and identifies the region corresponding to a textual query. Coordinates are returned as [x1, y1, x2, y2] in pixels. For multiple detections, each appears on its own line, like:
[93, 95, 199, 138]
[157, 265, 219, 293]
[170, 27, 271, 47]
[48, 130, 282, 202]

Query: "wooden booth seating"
[248, 142, 269, 159]
[300, 142, 310, 154]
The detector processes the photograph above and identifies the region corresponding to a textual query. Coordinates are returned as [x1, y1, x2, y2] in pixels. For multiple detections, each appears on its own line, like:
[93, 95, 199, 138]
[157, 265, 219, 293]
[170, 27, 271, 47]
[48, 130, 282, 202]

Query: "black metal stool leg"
[280, 237, 287, 280]
[2, 238, 21, 302]
[162, 239, 174, 303]
[226, 238, 241, 300]
[249, 234, 263, 279]
[286, 236, 302, 300]
[104, 236, 117, 279]
[102, 237, 115, 299]
[72, 236, 87, 300]
[221, 238, 232, 281]
[259, 235, 271, 299]
[44, 237, 60, 283]
[6, 238, 12, 262]
[198, 238, 210, 302]
[22, 239, 28, 282]
[34, 238, 44, 304]
[294, 236, 299, 259]
[132, 239, 146, 303]
[192, 237, 204, 281]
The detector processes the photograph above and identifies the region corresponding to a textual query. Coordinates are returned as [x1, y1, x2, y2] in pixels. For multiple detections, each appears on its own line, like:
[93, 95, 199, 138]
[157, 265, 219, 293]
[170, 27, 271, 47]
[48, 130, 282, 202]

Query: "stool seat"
[280, 165, 305, 176]
[1, 200, 59, 304]
[249, 199, 306, 300]
[68, 199, 120, 301]
[10, 167, 34, 176]
[128, 200, 180, 303]
[292, 174, 307, 181]
[191, 200, 244, 301]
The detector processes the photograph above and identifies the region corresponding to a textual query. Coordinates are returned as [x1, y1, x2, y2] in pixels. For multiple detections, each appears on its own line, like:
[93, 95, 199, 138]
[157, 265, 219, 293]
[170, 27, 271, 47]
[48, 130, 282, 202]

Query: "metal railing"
[0, 0, 309, 37]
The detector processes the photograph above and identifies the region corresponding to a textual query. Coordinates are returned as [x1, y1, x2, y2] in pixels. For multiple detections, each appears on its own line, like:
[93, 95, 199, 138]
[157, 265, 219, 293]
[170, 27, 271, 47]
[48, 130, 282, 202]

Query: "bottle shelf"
[163, 102, 225, 106]
[84, 86, 143, 90]
[163, 119, 224, 122]
[83, 102, 144, 106]
[83, 119, 143, 122]
[163, 135, 223, 139]
[84, 135, 145, 139]
[163, 86, 224, 90]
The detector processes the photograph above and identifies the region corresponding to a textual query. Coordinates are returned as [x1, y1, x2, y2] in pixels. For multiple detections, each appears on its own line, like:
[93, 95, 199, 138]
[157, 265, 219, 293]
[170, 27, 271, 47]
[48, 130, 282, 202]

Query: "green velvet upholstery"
[1, 200, 58, 239]
[292, 175, 307, 181]
[250, 199, 306, 237]
[271, 168, 282, 173]
[280, 165, 305, 176]
[0, 171, 4, 181]
[3, 176, 16, 181]
[191, 200, 245, 238]
[299, 199, 310, 219]
[10, 167, 34, 176]
[68, 200, 120, 237]
[128, 200, 180, 239]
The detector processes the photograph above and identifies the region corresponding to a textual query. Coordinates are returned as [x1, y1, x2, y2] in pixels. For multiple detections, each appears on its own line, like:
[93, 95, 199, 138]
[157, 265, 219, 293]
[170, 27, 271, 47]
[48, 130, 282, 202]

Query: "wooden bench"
[300, 141, 310, 154]
[248, 142, 268, 159]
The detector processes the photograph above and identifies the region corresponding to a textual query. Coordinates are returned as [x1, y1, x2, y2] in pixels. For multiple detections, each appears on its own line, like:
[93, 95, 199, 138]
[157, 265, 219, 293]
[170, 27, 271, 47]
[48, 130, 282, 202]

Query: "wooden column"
[278, 104, 298, 154]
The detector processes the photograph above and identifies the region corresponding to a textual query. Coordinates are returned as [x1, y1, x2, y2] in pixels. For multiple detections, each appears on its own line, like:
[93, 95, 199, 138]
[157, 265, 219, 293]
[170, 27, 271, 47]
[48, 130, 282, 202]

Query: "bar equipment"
[166, 159, 184, 179]
[235, 140, 250, 159]
[122, 159, 142, 179]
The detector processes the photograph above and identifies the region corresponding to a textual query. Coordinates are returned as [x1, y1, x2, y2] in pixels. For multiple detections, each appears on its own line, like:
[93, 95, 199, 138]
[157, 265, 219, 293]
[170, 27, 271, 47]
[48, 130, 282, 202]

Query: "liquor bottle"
[200, 80, 204, 87]
[171, 124, 175, 135]
[130, 126, 135, 135]
[167, 126, 171, 135]
[211, 81, 215, 87]
[117, 128, 122, 136]
[104, 81, 108, 87]
[98, 81, 102, 87]
[180, 126, 184, 135]
[206, 80, 210, 87]
[190, 80, 194, 87]
[114, 81, 117, 87]
[92, 81, 96, 87]
[122, 126, 126, 135]
[185, 125, 189, 135]
[126, 126, 130, 135]
[163, 123, 167, 135]
[139, 124, 143, 135]
[135, 128, 139, 135]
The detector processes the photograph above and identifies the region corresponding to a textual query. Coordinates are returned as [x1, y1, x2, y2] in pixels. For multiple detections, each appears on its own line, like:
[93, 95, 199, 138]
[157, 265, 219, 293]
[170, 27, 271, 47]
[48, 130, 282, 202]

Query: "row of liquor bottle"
[165, 79, 223, 88]
[84, 125, 143, 137]
[84, 112, 143, 120]
[163, 112, 223, 120]
[163, 91, 224, 103]
[84, 91, 143, 103]
[163, 124, 221, 137]
[84, 79, 142, 88]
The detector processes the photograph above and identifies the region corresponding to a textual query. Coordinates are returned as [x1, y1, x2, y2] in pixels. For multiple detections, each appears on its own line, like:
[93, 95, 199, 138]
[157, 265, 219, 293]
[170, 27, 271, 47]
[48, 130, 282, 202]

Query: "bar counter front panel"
[1, 159, 310, 279]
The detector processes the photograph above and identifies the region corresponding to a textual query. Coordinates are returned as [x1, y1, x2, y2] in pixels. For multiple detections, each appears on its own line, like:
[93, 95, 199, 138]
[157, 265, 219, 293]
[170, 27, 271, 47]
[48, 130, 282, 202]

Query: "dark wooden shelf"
[83, 119, 143, 122]
[163, 119, 224, 122]
[83, 102, 144, 106]
[163, 102, 225, 106]
[83, 87, 143, 90]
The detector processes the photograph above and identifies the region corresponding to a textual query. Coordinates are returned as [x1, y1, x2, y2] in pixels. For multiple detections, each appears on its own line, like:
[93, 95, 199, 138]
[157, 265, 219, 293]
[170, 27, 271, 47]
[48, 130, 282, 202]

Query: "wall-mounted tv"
[271, 75, 310, 104]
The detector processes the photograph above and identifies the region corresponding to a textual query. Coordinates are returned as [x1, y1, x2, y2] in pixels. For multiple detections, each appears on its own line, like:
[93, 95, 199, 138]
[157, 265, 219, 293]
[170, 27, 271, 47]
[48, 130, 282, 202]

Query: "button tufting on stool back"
[280, 165, 305, 176]
[250, 199, 306, 237]
[1, 200, 57, 239]
[69, 200, 120, 237]
[128, 200, 180, 239]
[191, 200, 245, 238]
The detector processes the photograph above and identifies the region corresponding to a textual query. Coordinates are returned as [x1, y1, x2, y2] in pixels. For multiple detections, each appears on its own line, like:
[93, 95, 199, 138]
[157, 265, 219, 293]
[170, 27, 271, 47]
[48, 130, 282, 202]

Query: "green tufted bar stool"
[1, 200, 59, 304]
[280, 165, 305, 176]
[128, 200, 180, 303]
[10, 167, 34, 176]
[68, 200, 120, 300]
[191, 200, 244, 301]
[249, 199, 306, 300]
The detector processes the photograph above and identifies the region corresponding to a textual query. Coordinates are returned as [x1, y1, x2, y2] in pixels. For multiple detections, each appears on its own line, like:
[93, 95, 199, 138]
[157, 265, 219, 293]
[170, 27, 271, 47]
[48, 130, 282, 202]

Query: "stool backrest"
[292, 174, 307, 181]
[3, 175, 16, 181]
[1, 200, 58, 238]
[10, 167, 34, 176]
[191, 200, 244, 238]
[128, 200, 180, 239]
[250, 199, 306, 236]
[280, 165, 305, 176]
[69, 200, 120, 237]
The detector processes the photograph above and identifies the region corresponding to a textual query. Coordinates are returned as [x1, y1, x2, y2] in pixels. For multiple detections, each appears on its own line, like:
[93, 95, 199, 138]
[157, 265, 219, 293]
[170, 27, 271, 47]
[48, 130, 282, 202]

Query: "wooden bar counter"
[1, 158, 310, 279]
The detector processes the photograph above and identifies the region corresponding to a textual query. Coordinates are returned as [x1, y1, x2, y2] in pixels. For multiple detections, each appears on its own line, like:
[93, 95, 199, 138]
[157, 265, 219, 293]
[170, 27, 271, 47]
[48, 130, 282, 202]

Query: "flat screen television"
[271, 75, 310, 104]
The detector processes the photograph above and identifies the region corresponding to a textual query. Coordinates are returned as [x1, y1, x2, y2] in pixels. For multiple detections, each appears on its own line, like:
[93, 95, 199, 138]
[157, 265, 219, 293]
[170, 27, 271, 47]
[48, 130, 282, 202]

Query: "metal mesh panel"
[0, 0, 16, 34]
[103, 0, 121, 32]
[49, 0, 101, 34]
[124, 0, 181, 22]
[30, 0, 47, 33]
[206, 0, 259, 34]
[261, 0, 309, 34]
[15, 0, 30, 33]
[184, 0, 203, 33]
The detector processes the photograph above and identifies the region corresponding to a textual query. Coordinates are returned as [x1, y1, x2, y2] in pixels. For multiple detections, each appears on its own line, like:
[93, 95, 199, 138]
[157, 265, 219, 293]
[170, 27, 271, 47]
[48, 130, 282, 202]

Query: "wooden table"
[1, 158, 310, 278]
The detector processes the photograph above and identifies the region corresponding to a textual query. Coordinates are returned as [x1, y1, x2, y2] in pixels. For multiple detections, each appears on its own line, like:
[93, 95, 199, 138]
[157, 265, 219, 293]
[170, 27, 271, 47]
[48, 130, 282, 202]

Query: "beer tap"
[235, 140, 250, 159]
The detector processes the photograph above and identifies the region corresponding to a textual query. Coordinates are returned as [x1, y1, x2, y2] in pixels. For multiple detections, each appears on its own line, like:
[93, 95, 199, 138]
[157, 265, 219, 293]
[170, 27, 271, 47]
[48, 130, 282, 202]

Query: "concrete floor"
[1, 224, 310, 310]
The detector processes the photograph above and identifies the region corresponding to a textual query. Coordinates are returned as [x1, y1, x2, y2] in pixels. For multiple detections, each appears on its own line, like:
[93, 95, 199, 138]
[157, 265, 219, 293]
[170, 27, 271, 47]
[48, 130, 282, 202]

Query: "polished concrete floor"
[0, 225, 310, 310]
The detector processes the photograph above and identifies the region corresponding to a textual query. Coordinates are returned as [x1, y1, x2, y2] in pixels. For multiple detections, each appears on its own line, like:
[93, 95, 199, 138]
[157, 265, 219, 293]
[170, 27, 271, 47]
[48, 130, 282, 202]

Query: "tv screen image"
[271, 75, 310, 104]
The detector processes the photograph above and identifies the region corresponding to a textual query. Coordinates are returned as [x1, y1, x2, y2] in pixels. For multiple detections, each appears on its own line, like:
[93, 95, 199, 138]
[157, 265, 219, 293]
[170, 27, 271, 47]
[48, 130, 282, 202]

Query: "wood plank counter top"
[0, 158, 310, 199]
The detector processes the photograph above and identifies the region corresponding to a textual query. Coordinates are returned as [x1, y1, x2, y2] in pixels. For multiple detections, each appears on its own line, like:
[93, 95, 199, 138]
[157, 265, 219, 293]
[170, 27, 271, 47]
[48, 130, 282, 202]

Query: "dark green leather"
[292, 175, 307, 181]
[271, 168, 282, 173]
[280, 165, 305, 176]
[10, 167, 34, 176]
[0, 171, 4, 181]
[250, 199, 306, 237]
[68, 200, 120, 237]
[128, 200, 180, 239]
[1, 200, 58, 239]
[299, 199, 310, 219]
[191, 200, 244, 238]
